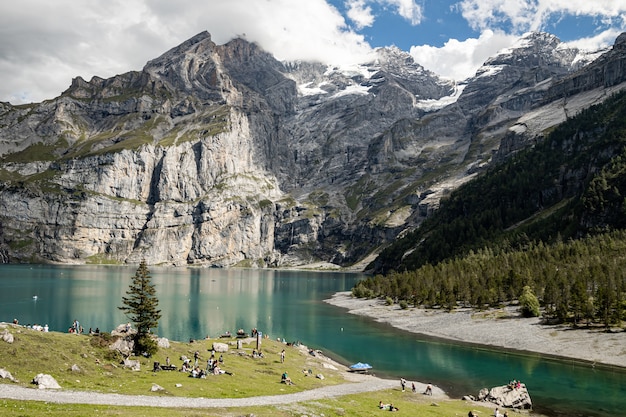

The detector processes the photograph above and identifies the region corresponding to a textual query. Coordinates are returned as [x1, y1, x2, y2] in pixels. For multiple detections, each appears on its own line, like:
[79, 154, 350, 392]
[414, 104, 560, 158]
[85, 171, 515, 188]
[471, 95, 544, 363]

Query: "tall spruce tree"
[119, 260, 162, 356]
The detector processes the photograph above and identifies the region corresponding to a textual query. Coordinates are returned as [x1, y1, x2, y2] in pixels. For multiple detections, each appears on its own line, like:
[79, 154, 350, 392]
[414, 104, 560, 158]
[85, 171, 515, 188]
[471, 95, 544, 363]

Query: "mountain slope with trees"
[359, 90, 626, 327]
[369, 89, 626, 274]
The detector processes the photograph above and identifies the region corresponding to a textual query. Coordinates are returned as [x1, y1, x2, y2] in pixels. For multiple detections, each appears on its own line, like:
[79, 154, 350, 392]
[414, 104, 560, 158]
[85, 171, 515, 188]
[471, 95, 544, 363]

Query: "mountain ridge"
[0, 30, 624, 268]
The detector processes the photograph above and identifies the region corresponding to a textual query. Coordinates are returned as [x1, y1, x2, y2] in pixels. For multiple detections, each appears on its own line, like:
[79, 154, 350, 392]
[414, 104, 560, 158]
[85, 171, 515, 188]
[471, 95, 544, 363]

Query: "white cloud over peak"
[410, 30, 518, 81]
[0, 0, 374, 103]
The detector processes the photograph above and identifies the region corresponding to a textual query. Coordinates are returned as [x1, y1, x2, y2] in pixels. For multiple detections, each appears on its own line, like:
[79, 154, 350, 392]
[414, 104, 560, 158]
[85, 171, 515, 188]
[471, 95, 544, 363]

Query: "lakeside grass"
[0, 324, 507, 416]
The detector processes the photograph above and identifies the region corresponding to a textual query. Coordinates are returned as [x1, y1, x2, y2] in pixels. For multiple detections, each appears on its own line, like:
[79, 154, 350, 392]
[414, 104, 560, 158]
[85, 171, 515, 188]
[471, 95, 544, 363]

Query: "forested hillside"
[369, 90, 626, 275]
[356, 231, 625, 326]
[358, 91, 626, 326]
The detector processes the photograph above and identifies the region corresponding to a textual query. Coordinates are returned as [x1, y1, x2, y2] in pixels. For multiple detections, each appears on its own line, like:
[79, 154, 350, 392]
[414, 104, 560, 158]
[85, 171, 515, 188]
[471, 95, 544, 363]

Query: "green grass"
[0, 325, 532, 417]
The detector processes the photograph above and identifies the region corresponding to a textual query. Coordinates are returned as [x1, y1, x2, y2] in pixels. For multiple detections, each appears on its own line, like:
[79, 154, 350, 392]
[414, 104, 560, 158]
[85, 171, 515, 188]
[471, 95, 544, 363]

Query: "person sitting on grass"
[281, 371, 293, 385]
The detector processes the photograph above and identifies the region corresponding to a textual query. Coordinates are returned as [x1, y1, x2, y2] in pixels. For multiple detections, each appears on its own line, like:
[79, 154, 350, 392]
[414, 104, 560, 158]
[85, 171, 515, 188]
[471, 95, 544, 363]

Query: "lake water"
[1, 264, 624, 417]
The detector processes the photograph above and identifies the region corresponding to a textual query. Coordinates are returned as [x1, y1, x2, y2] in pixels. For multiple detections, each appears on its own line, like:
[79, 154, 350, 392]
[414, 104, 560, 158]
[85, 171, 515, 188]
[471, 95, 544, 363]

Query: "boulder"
[70, 364, 82, 373]
[478, 384, 533, 410]
[212, 342, 229, 353]
[32, 374, 61, 389]
[123, 358, 141, 371]
[110, 337, 134, 356]
[111, 323, 136, 337]
[151, 383, 165, 392]
[2, 330, 14, 344]
[0, 368, 17, 382]
[157, 337, 170, 348]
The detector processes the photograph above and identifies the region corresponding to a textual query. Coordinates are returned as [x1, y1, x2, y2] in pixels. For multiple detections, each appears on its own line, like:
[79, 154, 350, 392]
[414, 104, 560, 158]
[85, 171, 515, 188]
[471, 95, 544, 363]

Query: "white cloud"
[410, 30, 518, 81]
[384, 0, 423, 25]
[345, 0, 423, 27]
[567, 28, 624, 51]
[346, 0, 375, 29]
[0, 0, 373, 104]
[459, 0, 626, 33]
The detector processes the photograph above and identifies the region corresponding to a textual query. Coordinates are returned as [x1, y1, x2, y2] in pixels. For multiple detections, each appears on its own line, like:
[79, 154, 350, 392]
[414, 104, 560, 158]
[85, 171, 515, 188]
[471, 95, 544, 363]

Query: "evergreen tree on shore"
[119, 260, 161, 356]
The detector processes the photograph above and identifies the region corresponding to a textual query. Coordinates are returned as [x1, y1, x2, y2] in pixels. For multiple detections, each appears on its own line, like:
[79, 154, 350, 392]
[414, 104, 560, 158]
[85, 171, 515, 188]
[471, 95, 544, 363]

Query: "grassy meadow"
[0, 324, 510, 416]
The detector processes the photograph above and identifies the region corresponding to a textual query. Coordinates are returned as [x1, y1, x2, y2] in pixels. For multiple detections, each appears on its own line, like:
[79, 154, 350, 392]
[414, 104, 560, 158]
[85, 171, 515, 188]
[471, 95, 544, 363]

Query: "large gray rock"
[478, 384, 533, 410]
[157, 337, 170, 348]
[109, 337, 134, 356]
[32, 374, 61, 389]
[212, 342, 229, 353]
[0, 368, 17, 382]
[1, 330, 14, 344]
[123, 358, 141, 371]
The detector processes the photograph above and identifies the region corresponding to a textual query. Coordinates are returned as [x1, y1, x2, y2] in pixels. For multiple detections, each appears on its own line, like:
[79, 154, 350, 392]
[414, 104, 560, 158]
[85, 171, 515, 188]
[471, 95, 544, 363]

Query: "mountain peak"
[144, 31, 215, 73]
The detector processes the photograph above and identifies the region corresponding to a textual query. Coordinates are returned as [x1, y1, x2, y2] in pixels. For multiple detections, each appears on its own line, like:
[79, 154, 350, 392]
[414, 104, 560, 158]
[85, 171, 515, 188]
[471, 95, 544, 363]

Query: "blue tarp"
[349, 362, 372, 370]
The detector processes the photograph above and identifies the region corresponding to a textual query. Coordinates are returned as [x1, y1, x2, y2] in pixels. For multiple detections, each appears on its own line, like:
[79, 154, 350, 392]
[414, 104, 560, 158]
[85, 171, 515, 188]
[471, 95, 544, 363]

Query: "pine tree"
[119, 260, 162, 356]
[519, 285, 540, 318]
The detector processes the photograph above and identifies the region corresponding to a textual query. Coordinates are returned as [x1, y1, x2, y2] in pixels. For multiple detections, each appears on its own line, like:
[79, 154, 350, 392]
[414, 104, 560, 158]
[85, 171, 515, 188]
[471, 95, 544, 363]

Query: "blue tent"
[349, 362, 372, 371]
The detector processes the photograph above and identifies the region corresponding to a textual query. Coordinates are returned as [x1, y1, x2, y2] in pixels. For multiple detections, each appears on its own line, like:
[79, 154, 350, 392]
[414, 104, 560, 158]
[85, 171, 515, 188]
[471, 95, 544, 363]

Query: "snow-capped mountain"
[0, 30, 624, 267]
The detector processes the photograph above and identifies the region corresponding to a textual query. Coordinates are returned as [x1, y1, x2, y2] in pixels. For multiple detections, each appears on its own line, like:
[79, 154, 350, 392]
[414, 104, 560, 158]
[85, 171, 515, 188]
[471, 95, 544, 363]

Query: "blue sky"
[1, 0, 625, 104]
[329, 0, 622, 49]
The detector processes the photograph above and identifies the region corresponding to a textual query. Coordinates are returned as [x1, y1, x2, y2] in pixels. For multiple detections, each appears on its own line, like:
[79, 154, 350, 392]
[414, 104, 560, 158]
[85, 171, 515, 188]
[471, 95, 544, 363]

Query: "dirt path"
[0, 376, 443, 408]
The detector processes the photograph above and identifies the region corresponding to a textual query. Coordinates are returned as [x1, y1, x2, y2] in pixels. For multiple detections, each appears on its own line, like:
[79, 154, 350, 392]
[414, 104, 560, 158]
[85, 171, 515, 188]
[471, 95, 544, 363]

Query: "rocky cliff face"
[0, 31, 625, 267]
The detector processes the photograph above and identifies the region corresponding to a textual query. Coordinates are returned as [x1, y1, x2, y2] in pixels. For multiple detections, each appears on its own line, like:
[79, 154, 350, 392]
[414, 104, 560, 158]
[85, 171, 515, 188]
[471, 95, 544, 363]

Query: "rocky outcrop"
[32, 373, 61, 389]
[211, 342, 229, 353]
[477, 383, 533, 410]
[0, 31, 625, 267]
[1, 329, 14, 344]
[0, 368, 17, 382]
[123, 358, 141, 371]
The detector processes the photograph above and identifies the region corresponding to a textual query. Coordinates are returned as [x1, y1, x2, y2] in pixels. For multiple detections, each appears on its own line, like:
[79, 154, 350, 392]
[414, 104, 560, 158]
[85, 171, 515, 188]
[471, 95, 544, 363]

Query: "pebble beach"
[325, 291, 626, 369]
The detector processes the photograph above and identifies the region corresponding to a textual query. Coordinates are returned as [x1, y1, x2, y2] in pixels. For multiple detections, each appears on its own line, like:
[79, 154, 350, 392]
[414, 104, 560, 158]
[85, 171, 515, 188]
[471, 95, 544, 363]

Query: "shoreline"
[325, 292, 626, 369]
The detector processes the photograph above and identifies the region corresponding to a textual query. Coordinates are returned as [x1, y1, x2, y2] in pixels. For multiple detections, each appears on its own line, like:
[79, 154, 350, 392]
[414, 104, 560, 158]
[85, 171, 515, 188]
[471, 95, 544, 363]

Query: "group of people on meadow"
[178, 350, 229, 378]
[399, 377, 432, 395]
[13, 318, 49, 332]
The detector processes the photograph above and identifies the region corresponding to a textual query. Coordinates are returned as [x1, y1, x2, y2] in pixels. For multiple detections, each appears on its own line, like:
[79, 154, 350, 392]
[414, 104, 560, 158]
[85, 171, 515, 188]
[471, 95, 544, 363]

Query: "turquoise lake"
[0, 264, 624, 417]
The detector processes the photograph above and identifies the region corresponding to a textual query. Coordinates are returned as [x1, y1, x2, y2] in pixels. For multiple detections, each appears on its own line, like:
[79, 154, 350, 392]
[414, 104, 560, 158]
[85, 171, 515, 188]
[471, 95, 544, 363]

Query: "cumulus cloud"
[410, 30, 518, 81]
[345, 0, 423, 27]
[385, 0, 423, 25]
[459, 0, 626, 33]
[568, 28, 625, 51]
[0, 0, 373, 104]
[346, 0, 375, 29]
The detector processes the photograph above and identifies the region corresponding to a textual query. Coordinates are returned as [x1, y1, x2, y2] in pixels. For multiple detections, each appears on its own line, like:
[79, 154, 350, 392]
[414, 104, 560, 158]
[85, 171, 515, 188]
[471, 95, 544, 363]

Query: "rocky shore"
[325, 292, 626, 368]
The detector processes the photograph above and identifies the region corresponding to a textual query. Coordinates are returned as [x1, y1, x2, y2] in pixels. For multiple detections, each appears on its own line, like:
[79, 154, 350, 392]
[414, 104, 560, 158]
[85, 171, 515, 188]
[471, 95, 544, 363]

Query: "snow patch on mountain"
[416, 83, 466, 111]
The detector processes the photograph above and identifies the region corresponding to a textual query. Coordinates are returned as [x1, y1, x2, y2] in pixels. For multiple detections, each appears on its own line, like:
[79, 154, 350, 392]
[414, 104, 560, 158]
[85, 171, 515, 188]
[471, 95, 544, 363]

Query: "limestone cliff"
[0, 31, 625, 267]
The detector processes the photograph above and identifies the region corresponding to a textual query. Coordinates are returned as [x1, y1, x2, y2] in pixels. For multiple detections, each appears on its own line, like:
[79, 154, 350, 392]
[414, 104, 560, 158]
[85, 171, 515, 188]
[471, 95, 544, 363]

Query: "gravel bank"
[325, 292, 626, 368]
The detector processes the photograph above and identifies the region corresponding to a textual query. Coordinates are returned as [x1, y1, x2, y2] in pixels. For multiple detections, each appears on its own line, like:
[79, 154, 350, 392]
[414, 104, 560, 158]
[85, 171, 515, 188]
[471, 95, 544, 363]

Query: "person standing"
[280, 349, 285, 363]
[400, 377, 406, 392]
